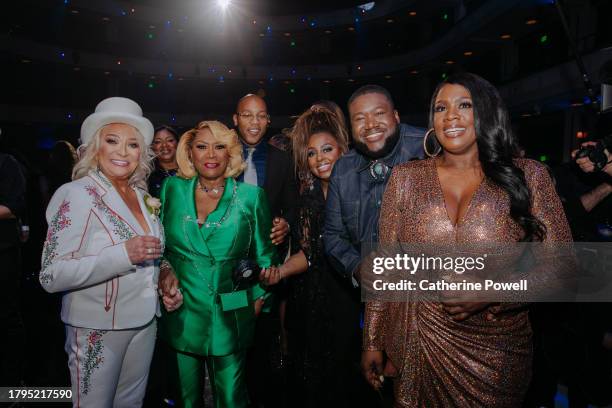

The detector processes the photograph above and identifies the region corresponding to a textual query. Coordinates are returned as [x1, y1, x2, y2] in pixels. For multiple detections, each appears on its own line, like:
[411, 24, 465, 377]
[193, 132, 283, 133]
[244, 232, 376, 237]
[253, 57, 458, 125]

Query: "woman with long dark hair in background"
[361, 73, 573, 407]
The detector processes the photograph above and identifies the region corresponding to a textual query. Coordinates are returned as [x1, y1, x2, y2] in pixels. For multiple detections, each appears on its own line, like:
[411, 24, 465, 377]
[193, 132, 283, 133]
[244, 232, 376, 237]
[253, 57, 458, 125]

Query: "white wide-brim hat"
[80, 97, 154, 146]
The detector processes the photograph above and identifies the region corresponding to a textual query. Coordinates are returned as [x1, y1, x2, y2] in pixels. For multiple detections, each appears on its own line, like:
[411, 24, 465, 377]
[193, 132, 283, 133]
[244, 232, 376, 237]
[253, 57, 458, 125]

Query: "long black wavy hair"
[428, 72, 546, 241]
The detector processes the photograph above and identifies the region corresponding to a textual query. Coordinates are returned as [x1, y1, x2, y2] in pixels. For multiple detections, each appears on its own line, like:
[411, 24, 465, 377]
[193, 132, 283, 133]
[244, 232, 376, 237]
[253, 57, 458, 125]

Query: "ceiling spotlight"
[526, 19, 538, 25]
[500, 34, 512, 39]
[217, 0, 230, 10]
[463, 51, 473, 56]
[410, 70, 419, 74]
[357, 2, 376, 12]
[409, 11, 417, 16]
[348, 26, 355, 31]
[445, 60, 455, 65]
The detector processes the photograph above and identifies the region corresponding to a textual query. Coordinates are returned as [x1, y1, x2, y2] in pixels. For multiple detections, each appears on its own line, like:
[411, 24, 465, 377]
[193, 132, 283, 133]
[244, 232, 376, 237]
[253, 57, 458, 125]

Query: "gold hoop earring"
[423, 128, 442, 158]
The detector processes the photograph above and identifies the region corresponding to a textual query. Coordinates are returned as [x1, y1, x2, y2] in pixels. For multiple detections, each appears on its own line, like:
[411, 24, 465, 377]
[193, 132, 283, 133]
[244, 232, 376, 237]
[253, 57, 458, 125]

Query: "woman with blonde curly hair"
[40, 97, 181, 407]
[157, 120, 280, 407]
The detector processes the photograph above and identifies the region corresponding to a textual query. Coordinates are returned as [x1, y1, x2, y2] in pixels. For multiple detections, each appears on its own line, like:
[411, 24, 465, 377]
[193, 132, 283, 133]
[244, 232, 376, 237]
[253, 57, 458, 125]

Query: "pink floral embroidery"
[85, 185, 134, 240]
[41, 200, 71, 280]
[80, 329, 107, 395]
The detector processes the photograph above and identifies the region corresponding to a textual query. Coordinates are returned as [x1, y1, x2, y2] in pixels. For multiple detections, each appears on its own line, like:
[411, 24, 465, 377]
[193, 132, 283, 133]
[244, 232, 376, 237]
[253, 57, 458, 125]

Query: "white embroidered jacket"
[40, 170, 162, 330]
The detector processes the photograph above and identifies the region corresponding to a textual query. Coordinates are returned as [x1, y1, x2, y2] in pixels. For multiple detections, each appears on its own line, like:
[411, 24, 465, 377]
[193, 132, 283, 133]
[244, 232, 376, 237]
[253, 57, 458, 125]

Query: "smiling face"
[96, 123, 142, 182]
[306, 132, 342, 182]
[151, 129, 177, 164]
[190, 127, 229, 182]
[349, 92, 400, 156]
[233, 95, 270, 146]
[433, 83, 478, 156]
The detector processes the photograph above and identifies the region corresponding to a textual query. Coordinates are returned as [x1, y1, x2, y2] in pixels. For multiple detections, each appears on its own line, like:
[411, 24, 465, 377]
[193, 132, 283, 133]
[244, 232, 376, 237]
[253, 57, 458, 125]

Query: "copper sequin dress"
[364, 158, 572, 407]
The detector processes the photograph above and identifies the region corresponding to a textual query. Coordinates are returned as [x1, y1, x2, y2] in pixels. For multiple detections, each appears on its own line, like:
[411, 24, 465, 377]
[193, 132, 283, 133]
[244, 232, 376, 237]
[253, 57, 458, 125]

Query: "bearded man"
[324, 84, 424, 284]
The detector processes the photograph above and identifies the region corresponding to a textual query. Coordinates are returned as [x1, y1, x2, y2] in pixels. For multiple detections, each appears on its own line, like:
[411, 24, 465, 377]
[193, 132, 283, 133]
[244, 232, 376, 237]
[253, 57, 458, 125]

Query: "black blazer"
[262, 141, 299, 230]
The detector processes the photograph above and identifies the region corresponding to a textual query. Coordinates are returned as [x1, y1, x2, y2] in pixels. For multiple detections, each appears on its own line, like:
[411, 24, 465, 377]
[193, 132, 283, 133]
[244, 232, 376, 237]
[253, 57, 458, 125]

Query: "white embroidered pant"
[64, 320, 156, 408]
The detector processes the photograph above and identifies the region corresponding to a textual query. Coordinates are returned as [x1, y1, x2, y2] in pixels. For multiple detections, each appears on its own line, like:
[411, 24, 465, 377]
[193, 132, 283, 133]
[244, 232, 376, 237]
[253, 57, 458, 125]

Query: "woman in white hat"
[40, 97, 183, 407]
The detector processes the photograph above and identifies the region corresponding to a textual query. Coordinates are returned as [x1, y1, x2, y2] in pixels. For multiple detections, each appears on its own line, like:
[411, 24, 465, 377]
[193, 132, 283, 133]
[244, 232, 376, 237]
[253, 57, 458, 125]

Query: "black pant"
[246, 312, 286, 408]
[0, 246, 25, 385]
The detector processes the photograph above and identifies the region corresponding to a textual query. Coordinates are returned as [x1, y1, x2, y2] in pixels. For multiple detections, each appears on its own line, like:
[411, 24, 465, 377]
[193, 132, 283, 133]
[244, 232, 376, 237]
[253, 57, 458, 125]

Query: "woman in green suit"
[158, 120, 280, 407]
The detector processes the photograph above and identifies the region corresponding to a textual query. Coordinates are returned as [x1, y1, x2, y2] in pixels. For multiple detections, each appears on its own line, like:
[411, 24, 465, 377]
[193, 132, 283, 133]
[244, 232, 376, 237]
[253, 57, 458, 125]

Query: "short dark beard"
[354, 126, 400, 159]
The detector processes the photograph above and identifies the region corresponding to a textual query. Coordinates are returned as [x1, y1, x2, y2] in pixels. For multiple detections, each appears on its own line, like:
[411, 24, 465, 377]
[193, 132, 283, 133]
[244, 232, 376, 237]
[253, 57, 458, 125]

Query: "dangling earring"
[423, 128, 442, 158]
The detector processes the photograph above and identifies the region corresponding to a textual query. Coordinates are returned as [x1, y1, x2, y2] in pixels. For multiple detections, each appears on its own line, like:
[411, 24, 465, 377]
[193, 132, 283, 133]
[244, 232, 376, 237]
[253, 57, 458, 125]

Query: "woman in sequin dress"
[361, 73, 573, 407]
[274, 103, 361, 407]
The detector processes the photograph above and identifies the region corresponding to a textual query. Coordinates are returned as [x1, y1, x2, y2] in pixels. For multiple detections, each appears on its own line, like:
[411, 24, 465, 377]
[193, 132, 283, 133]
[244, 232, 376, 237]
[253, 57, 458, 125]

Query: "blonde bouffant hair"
[72, 124, 154, 191]
[176, 120, 245, 179]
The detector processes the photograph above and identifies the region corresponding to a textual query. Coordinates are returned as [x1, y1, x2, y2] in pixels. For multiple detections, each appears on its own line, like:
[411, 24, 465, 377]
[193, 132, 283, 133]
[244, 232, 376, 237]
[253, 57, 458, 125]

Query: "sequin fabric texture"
[364, 158, 573, 407]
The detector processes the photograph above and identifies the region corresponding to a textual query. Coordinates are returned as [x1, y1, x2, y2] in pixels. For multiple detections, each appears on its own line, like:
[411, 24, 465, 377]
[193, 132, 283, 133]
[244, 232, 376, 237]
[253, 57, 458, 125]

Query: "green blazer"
[158, 176, 278, 356]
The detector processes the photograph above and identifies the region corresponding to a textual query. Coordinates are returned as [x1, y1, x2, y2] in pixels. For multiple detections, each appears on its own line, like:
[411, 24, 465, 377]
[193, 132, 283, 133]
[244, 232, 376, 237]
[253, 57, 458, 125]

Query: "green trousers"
[170, 349, 248, 408]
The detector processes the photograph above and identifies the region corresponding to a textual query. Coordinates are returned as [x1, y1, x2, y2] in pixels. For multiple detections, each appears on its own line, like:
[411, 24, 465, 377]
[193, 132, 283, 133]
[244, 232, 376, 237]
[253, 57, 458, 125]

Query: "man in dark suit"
[233, 94, 297, 245]
[233, 93, 298, 407]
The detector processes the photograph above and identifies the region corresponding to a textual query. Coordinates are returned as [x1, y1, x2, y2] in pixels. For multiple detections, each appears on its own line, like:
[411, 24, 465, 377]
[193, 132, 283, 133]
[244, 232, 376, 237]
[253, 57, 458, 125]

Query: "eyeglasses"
[237, 112, 269, 121]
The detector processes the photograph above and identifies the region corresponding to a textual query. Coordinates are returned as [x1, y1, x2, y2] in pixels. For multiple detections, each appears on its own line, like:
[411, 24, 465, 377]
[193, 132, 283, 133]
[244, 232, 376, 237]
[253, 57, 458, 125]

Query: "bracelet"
[160, 259, 173, 274]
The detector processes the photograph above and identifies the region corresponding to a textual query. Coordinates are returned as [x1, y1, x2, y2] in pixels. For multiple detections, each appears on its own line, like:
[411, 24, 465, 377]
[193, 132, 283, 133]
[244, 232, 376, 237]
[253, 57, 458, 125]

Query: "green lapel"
[181, 176, 211, 257]
[199, 177, 236, 242]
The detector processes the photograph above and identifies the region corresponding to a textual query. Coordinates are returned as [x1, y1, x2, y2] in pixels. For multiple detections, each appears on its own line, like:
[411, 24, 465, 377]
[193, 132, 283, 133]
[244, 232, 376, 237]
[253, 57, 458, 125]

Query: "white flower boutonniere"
[145, 195, 161, 217]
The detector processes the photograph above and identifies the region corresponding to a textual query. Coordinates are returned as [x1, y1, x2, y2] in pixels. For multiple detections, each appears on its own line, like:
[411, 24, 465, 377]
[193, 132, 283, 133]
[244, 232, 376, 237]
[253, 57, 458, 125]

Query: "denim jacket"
[323, 123, 425, 283]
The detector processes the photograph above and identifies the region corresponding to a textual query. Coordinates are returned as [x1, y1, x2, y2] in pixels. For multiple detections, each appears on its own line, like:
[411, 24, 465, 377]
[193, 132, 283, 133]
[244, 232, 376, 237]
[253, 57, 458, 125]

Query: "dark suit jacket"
[262, 140, 299, 230]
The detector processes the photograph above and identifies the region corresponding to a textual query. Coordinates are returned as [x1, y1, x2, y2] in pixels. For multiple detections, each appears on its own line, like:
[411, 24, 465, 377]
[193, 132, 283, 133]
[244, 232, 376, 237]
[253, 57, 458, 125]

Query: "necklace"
[368, 160, 390, 182]
[160, 167, 177, 178]
[197, 180, 225, 195]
